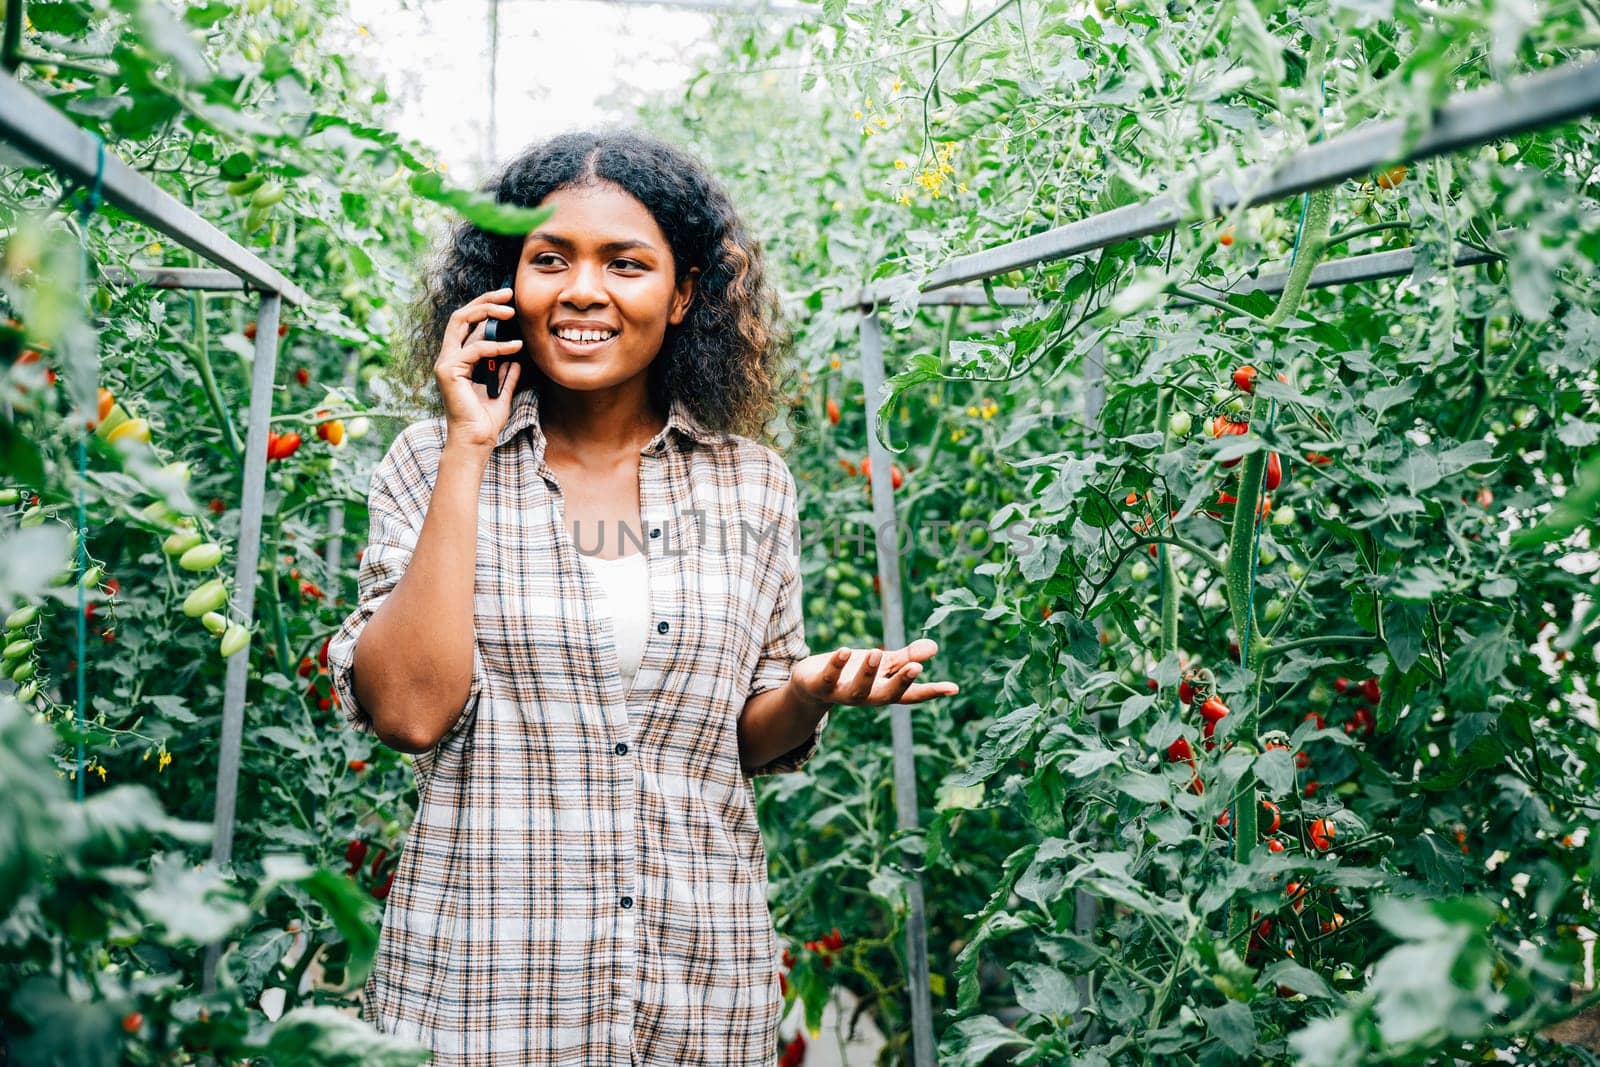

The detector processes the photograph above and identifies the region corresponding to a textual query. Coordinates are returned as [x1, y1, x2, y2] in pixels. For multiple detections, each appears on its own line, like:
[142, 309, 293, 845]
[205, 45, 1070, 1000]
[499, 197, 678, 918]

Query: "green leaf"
[1009, 961, 1080, 1018]
[1253, 748, 1296, 796]
[254, 1006, 432, 1066]
[1199, 999, 1257, 1055]
[1419, 734, 1505, 791]
[1261, 959, 1336, 998]
[1446, 626, 1513, 706]
[408, 172, 555, 235]
[937, 1015, 1032, 1066]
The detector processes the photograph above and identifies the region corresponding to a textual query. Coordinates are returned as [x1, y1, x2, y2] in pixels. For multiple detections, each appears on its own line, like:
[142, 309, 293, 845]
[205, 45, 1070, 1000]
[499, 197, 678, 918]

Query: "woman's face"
[513, 181, 695, 396]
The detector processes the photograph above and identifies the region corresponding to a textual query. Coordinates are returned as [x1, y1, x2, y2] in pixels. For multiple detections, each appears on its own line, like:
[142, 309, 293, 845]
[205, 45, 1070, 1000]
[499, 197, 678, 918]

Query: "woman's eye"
[531, 255, 643, 270]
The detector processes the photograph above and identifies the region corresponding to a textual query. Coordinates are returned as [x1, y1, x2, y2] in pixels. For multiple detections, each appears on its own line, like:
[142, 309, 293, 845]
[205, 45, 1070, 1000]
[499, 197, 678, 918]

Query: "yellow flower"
[143, 749, 151, 761]
[950, 427, 966, 442]
[357, 24, 369, 35]
[158, 750, 172, 772]
[966, 405, 980, 417]
[853, 110, 863, 120]
[895, 192, 913, 205]
[95, 764, 106, 782]
[892, 79, 903, 91]
[864, 96, 872, 107]
[958, 182, 969, 194]
[876, 116, 889, 128]
[894, 159, 908, 169]
[940, 163, 955, 174]
[830, 356, 841, 370]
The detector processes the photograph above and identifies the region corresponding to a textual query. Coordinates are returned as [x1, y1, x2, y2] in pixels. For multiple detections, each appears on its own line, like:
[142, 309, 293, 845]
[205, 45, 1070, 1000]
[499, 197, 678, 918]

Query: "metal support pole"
[1083, 343, 1106, 446]
[202, 290, 281, 993]
[857, 308, 936, 1067]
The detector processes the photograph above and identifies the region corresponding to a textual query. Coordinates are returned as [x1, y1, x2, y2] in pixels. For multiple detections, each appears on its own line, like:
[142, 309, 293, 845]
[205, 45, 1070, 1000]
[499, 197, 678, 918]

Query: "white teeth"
[556, 328, 616, 343]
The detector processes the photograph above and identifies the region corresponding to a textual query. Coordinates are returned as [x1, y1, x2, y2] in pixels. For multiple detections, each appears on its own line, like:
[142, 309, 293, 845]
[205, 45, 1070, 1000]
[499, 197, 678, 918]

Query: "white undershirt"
[578, 551, 651, 692]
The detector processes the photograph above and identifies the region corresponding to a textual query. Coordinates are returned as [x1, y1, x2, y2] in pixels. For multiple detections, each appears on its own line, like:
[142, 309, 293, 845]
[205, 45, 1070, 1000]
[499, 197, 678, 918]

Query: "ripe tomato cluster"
[298, 637, 338, 711]
[266, 429, 302, 461]
[342, 838, 397, 900]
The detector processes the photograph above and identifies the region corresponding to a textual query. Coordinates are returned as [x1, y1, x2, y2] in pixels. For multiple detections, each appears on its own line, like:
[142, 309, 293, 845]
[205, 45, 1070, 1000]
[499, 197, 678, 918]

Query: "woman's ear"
[671, 267, 700, 325]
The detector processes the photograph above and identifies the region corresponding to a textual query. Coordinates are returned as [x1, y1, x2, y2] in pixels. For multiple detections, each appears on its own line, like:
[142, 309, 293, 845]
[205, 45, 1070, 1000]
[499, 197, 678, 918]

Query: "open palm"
[791, 638, 959, 709]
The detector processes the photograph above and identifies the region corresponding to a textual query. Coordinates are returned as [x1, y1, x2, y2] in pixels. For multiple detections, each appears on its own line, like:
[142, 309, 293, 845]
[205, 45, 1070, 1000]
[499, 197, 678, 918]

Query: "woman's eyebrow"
[528, 232, 656, 256]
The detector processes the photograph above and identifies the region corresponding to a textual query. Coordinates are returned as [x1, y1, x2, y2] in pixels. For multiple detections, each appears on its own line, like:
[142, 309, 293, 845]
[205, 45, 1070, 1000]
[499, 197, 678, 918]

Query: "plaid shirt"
[327, 386, 826, 1065]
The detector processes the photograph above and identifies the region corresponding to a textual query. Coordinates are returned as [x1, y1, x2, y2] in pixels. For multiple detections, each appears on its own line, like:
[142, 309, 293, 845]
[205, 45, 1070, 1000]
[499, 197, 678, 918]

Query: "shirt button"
[650, 527, 661, 539]
[615, 741, 629, 755]
[657, 620, 669, 634]
[620, 895, 634, 908]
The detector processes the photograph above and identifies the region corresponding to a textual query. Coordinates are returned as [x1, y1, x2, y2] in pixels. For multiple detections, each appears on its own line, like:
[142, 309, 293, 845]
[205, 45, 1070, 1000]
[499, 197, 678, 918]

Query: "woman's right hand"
[434, 285, 525, 452]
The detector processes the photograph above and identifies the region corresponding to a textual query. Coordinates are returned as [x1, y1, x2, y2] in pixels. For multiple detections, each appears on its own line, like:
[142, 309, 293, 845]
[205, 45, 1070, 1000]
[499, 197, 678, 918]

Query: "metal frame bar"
[101, 266, 250, 292]
[0, 72, 310, 305]
[856, 56, 1598, 302]
[1172, 234, 1506, 305]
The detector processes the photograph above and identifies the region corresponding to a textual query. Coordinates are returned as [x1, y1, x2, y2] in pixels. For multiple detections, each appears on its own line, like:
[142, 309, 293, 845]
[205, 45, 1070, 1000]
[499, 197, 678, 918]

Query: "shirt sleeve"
[744, 456, 827, 777]
[326, 423, 484, 748]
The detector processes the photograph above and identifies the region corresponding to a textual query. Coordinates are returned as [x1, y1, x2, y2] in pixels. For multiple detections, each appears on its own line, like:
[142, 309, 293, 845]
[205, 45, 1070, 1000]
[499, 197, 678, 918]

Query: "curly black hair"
[399, 128, 796, 446]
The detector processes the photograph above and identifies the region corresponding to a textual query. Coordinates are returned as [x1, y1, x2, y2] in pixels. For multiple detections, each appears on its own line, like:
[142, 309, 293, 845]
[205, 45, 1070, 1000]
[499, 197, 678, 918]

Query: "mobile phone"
[470, 273, 524, 400]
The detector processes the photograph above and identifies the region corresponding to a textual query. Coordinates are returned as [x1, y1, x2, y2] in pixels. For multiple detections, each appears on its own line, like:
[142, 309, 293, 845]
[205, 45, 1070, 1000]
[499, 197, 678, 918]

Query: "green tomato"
[1257, 546, 1277, 567]
[182, 578, 229, 618]
[346, 416, 371, 440]
[836, 582, 862, 601]
[1167, 410, 1192, 437]
[164, 529, 204, 557]
[4, 638, 34, 661]
[80, 566, 103, 589]
[1271, 506, 1296, 527]
[6, 605, 39, 630]
[1226, 396, 1248, 414]
[1130, 560, 1151, 581]
[219, 623, 251, 658]
[10, 660, 36, 682]
[1210, 387, 1230, 406]
[20, 506, 46, 528]
[250, 181, 285, 208]
[0, 489, 18, 506]
[201, 611, 229, 636]
[1262, 600, 1285, 623]
[1286, 561, 1306, 582]
[1308, 682, 1332, 706]
[17, 680, 38, 702]
[179, 542, 225, 572]
[1499, 142, 1519, 163]
[823, 564, 842, 583]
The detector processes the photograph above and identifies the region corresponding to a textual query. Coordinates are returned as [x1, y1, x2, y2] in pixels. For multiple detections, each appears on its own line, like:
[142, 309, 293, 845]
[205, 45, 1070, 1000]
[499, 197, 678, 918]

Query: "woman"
[326, 129, 959, 1065]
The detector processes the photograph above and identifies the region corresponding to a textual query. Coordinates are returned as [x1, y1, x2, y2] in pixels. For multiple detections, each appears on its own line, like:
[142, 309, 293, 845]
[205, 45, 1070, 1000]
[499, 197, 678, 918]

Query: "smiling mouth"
[551, 329, 619, 352]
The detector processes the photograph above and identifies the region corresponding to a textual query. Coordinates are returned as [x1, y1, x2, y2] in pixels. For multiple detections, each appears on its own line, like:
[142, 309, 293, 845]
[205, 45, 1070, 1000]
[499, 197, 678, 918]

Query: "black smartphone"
[469, 273, 523, 400]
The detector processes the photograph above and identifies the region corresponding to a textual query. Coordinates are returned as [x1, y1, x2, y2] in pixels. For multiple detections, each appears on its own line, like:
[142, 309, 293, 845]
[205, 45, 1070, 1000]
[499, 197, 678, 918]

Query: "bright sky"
[342, 0, 737, 183]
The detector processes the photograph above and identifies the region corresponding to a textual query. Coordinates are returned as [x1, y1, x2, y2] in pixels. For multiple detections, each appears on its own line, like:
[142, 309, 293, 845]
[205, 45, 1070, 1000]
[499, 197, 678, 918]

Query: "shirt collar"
[494, 387, 723, 457]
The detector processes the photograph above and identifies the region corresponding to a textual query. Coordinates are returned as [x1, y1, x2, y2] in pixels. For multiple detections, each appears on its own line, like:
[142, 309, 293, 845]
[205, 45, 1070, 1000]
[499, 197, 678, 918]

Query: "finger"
[447, 299, 516, 349]
[898, 680, 960, 703]
[852, 648, 883, 700]
[876, 659, 923, 703]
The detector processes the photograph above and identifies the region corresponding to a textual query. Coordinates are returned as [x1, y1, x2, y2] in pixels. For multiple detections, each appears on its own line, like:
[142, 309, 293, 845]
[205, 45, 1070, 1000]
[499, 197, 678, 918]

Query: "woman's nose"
[559, 260, 609, 307]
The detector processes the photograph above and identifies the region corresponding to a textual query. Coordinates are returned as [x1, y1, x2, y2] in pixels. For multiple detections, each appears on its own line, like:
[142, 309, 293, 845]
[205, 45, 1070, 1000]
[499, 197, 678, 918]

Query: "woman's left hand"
[791, 638, 959, 709]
